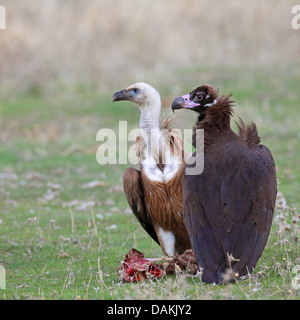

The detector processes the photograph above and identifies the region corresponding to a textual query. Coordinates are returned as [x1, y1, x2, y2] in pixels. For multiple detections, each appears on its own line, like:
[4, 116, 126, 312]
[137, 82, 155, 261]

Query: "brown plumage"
[113, 82, 191, 256]
[172, 84, 277, 283]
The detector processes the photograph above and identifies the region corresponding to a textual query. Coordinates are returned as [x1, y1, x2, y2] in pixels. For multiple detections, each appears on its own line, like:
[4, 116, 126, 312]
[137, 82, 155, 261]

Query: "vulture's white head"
[113, 82, 161, 130]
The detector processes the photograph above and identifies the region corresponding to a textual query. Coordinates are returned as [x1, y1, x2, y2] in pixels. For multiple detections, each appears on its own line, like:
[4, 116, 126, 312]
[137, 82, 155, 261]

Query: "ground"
[0, 65, 299, 300]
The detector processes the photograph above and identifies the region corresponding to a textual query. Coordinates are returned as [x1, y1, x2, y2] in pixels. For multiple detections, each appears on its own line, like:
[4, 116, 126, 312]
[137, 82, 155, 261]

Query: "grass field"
[0, 64, 299, 300]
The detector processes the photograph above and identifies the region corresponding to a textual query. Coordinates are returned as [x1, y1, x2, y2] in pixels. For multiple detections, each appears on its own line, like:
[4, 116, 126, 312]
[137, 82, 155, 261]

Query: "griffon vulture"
[113, 82, 191, 256]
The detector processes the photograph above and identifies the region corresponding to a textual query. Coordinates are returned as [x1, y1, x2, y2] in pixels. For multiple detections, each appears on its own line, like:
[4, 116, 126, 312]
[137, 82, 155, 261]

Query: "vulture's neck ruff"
[196, 94, 234, 131]
[194, 94, 235, 150]
[171, 85, 234, 149]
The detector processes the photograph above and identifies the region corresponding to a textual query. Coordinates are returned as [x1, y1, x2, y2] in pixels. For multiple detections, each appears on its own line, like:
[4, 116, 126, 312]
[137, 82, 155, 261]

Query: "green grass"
[0, 65, 299, 300]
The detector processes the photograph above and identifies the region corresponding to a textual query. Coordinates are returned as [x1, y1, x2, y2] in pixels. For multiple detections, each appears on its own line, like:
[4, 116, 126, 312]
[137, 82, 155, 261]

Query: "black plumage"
[172, 84, 277, 283]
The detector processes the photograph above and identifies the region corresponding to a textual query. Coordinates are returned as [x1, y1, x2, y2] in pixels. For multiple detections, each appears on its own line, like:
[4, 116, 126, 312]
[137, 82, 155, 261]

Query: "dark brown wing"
[184, 141, 277, 283]
[123, 167, 159, 245]
[236, 119, 261, 146]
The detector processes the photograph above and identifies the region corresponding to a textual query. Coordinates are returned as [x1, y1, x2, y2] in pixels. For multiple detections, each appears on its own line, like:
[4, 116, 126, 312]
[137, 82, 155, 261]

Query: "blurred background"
[0, 0, 300, 300]
[0, 0, 299, 92]
[0, 1, 299, 199]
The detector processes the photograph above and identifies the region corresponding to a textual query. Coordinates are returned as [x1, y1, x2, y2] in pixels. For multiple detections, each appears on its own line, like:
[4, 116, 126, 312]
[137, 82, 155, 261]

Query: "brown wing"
[184, 143, 277, 283]
[123, 167, 159, 245]
[236, 119, 261, 146]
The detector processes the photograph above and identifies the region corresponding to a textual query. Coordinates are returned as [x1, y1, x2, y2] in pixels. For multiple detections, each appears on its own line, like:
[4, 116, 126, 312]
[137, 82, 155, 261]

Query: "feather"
[114, 83, 191, 256]
[173, 84, 277, 283]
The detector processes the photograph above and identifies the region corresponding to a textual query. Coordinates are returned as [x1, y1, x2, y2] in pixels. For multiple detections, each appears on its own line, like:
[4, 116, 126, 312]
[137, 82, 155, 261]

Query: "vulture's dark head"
[172, 84, 218, 119]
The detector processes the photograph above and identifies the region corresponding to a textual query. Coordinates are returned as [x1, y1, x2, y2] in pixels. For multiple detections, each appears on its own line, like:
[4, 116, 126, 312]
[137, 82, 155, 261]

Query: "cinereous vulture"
[172, 84, 277, 283]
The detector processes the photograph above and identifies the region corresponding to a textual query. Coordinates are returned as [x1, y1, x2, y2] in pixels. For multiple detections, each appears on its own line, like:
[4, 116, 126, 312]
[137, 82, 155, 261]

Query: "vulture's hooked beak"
[112, 89, 129, 102]
[171, 94, 200, 112]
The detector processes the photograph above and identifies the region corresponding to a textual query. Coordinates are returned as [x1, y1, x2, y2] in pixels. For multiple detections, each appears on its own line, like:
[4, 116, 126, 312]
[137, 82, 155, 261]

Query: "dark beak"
[171, 97, 185, 112]
[171, 94, 200, 112]
[112, 89, 128, 102]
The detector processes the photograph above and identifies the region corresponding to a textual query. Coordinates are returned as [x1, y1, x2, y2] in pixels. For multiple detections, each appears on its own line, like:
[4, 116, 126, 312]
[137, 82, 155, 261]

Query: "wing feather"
[123, 167, 159, 245]
[184, 140, 277, 283]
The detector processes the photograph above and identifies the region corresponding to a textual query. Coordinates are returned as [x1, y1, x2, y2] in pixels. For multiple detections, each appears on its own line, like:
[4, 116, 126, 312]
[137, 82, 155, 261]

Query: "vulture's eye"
[196, 94, 204, 101]
[133, 88, 139, 93]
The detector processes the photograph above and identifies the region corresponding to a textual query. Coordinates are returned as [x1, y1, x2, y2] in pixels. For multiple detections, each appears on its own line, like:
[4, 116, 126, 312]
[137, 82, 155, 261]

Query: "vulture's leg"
[153, 224, 176, 256]
[123, 167, 160, 245]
